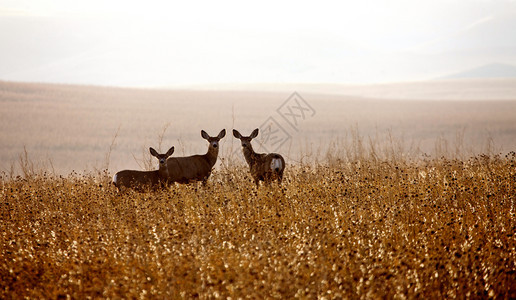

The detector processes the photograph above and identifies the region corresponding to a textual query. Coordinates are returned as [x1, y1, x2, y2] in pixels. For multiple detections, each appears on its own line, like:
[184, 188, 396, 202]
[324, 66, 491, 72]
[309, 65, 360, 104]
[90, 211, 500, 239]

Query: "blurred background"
[1, 0, 515, 86]
[1, 0, 516, 175]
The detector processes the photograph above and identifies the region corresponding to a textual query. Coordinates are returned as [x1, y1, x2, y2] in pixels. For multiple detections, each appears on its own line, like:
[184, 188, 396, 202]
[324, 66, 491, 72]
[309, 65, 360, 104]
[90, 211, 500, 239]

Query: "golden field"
[1, 151, 515, 298]
[1, 80, 516, 298]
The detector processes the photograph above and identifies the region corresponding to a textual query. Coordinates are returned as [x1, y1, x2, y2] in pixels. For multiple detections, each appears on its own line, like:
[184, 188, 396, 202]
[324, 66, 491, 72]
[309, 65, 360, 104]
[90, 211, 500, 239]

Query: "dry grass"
[1, 149, 515, 298]
[1, 80, 515, 297]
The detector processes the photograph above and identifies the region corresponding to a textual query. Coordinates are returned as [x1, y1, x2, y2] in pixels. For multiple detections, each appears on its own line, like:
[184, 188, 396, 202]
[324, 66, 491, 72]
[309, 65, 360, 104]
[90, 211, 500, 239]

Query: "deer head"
[201, 129, 226, 151]
[150, 146, 175, 166]
[232, 128, 259, 150]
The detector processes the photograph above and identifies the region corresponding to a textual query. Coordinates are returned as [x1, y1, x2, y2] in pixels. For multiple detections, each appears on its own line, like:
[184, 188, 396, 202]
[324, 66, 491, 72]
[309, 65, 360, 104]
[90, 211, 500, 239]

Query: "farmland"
[2, 80, 516, 175]
[1, 80, 515, 298]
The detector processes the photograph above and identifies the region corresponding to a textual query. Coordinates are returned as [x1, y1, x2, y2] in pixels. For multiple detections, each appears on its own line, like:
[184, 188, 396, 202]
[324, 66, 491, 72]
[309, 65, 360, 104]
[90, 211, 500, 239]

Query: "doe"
[165, 129, 226, 184]
[112, 146, 174, 192]
[233, 128, 285, 186]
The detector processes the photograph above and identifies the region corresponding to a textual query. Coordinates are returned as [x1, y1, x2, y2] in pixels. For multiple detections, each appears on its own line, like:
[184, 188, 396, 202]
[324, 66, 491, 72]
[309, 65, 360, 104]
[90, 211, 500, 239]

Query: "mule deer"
[165, 129, 226, 184]
[112, 146, 174, 192]
[233, 128, 285, 186]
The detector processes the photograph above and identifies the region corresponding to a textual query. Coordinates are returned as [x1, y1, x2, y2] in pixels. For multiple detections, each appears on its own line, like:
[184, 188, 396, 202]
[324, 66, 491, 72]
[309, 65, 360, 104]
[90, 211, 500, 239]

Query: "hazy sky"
[1, 0, 515, 86]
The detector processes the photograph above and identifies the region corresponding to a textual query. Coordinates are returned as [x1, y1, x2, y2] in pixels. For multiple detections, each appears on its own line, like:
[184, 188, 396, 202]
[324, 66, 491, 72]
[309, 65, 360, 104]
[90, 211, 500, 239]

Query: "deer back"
[247, 153, 267, 179]
[113, 169, 161, 192]
[166, 155, 213, 183]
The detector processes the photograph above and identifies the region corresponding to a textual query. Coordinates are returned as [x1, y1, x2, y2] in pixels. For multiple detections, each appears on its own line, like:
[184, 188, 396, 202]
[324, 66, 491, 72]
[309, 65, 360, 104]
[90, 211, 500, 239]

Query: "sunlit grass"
[1, 150, 515, 298]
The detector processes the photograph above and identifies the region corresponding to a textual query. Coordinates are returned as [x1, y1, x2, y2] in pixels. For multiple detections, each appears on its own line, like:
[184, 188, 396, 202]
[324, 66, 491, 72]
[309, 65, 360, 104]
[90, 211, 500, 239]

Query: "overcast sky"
[1, 0, 515, 87]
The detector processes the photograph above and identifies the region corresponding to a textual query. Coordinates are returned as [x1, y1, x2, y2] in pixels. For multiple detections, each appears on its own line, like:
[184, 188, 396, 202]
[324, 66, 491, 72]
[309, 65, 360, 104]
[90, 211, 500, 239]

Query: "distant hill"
[442, 63, 516, 79]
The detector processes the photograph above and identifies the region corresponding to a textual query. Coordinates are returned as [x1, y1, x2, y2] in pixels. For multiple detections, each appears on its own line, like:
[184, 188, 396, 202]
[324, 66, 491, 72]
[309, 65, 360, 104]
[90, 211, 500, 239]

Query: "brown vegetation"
[1, 149, 515, 298]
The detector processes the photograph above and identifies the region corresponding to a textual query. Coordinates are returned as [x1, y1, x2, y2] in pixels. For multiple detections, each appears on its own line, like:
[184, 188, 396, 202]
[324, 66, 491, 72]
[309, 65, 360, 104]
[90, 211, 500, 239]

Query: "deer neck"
[158, 164, 169, 178]
[205, 145, 219, 167]
[242, 144, 259, 166]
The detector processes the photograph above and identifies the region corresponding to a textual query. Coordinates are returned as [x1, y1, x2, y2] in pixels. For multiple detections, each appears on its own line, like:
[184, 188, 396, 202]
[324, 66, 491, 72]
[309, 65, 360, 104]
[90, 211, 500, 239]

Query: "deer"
[112, 146, 175, 192]
[165, 129, 226, 184]
[233, 128, 285, 186]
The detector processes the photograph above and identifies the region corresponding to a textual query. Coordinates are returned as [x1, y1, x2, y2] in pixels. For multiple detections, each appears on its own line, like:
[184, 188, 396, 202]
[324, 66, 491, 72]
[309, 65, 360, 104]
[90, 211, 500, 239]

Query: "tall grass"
[1, 138, 515, 298]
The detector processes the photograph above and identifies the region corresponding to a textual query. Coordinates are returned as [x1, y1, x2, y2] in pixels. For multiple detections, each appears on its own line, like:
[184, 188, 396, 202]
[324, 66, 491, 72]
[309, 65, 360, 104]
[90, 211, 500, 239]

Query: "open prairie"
[1, 79, 516, 175]
[1, 80, 515, 298]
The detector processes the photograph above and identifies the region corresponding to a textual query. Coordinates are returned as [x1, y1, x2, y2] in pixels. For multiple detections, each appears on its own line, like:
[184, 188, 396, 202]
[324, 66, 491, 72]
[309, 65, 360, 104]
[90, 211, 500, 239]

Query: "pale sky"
[1, 0, 515, 86]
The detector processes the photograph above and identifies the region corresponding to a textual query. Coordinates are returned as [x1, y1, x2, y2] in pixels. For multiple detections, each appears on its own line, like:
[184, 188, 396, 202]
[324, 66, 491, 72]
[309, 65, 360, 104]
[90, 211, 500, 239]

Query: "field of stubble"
[1, 151, 515, 298]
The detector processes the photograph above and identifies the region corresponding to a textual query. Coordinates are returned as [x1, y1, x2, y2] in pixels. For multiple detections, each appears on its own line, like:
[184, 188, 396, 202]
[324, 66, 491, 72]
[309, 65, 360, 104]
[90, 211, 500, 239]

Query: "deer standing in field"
[233, 128, 285, 186]
[165, 129, 226, 184]
[112, 147, 175, 192]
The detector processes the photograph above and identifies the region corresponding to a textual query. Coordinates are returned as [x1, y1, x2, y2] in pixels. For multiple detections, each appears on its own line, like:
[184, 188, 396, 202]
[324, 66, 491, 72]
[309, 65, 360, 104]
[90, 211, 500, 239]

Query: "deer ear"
[166, 146, 175, 156]
[232, 129, 242, 139]
[149, 147, 159, 157]
[201, 130, 210, 140]
[218, 129, 226, 139]
[250, 128, 259, 139]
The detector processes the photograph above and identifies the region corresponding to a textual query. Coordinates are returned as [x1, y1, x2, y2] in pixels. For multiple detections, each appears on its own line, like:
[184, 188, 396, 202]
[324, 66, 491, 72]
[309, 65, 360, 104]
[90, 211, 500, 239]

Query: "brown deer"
[233, 128, 285, 186]
[165, 129, 226, 184]
[112, 146, 174, 192]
